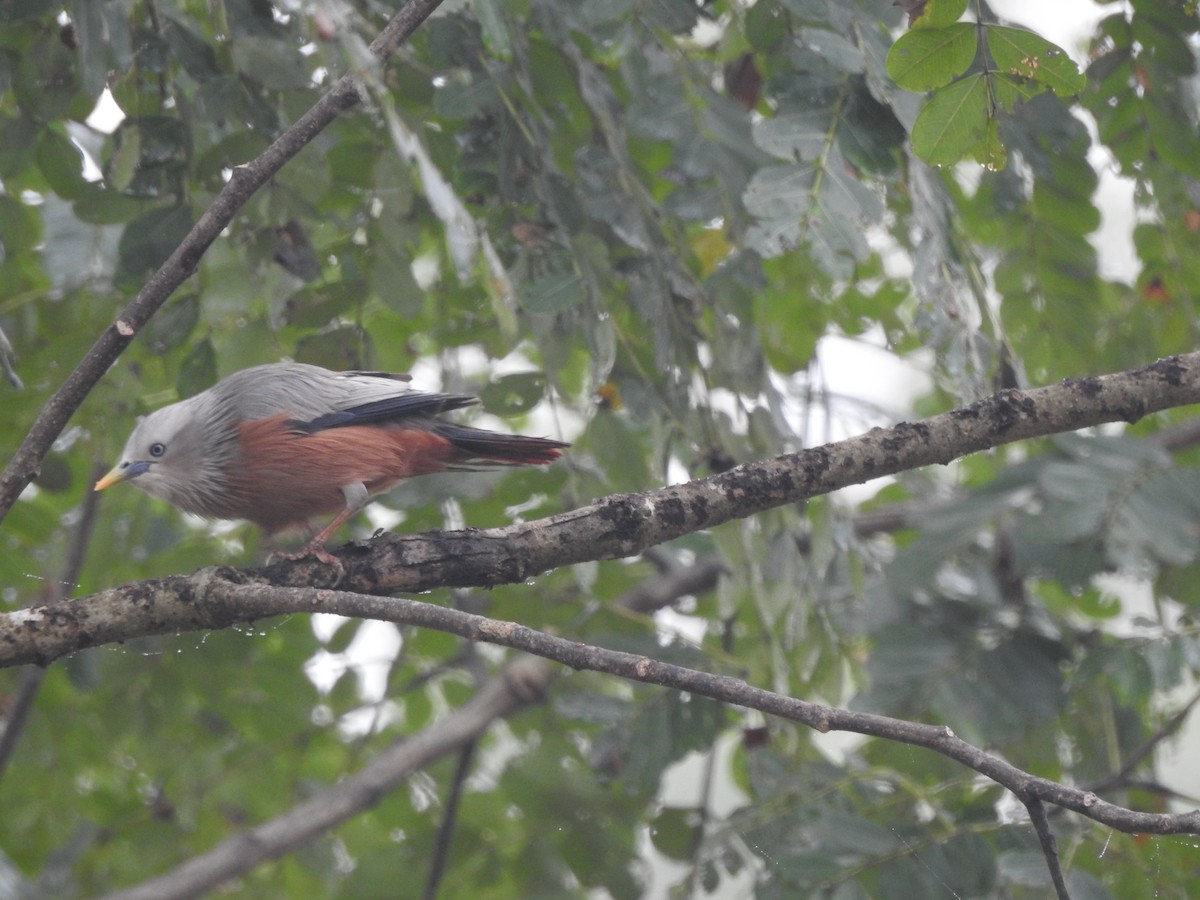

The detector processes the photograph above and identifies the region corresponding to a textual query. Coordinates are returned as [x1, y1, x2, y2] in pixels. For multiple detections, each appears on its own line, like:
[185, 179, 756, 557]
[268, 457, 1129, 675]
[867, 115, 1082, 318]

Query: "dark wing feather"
[432, 423, 568, 466]
[290, 393, 478, 433]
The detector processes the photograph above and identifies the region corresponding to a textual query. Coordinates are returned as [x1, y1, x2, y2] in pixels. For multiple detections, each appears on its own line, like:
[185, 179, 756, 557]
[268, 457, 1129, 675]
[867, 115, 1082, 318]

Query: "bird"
[95, 362, 568, 563]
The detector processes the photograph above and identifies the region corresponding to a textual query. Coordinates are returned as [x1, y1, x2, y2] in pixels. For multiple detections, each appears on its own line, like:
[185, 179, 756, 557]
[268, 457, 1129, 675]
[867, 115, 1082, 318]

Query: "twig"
[1025, 797, 1070, 900]
[1088, 684, 1200, 796]
[422, 739, 478, 900]
[0, 461, 103, 780]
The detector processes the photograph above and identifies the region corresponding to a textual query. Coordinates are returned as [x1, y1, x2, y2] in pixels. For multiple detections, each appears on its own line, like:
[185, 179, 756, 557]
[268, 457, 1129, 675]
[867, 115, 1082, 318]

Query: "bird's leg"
[269, 482, 369, 570]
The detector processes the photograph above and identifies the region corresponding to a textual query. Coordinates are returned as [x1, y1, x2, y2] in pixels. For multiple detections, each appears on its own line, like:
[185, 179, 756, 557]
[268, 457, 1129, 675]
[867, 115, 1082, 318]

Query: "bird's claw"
[267, 545, 346, 584]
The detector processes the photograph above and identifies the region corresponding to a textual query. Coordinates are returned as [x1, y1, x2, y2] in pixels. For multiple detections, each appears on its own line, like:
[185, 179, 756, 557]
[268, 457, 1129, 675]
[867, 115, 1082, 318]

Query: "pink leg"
[268, 507, 356, 569]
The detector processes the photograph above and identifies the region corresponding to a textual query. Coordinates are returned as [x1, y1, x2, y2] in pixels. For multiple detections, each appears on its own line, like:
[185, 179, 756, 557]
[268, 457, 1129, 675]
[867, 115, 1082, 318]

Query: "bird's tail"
[434, 423, 568, 467]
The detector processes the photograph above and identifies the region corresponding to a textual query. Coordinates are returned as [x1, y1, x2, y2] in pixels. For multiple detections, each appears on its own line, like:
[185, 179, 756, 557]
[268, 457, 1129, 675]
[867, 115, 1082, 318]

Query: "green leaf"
[911, 0, 969, 29]
[478, 372, 549, 415]
[754, 111, 830, 161]
[887, 23, 978, 91]
[177, 338, 217, 398]
[986, 26, 1085, 97]
[986, 71, 1043, 111]
[144, 294, 200, 355]
[0, 194, 41, 253]
[648, 807, 701, 861]
[230, 37, 311, 91]
[516, 272, 584, 314]
[36, 127, 88, 200]
[294, 327, 373, 371]
[163, 16, 221, 82]
[14, 31, 77, 121]
[117, 204, 194, 279]
[474, 0, 512, 61]
[911, 73, 1006, 169]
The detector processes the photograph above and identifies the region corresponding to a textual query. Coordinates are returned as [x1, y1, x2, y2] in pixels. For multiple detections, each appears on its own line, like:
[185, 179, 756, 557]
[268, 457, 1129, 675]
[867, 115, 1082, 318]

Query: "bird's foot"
[267, 544, 346, 583]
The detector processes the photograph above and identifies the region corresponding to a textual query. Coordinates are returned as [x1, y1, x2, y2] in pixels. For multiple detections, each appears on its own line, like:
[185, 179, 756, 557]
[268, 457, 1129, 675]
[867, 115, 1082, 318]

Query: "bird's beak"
[94, 460, 150, 491]
[94, 466, 126, 491]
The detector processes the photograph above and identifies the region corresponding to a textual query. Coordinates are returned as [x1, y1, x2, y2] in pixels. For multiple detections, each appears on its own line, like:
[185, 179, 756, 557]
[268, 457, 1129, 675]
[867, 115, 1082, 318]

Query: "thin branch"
[1025, 797, 1070, 900]
[794, 410, 1200, 553]
[31, 578, 1200, 840]
[0, 461, 103, 780]
[94, 552, 719, 899]
[1088, 684, 1200, 796]
[422, 739, 478, 900]
[620, 555, 726, 615]
[0, 0, 448, 527]
[98, 656, 553, 900]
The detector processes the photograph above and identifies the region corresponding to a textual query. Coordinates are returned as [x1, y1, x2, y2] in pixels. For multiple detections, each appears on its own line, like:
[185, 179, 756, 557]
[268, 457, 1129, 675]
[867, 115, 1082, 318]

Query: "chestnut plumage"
[96, 362, 568, 559]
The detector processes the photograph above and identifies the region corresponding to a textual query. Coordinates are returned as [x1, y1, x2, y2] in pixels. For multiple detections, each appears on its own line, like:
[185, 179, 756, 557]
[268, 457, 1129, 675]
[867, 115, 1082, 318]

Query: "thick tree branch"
[0, 0, 447, 526]
[49, 580, 1200, 841]
[4, 352, 1200, 668]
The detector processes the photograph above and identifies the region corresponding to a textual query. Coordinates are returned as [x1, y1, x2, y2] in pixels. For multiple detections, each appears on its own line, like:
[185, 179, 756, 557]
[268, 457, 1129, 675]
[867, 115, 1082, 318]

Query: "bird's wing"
[213, 363, 429, 422]
[291, 393, 479, 433]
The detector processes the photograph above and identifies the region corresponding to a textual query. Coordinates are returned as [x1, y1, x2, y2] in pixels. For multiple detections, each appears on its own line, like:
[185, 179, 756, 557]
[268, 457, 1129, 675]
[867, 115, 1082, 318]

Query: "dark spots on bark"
[950, 405, 980, 421]
[597, 493, 651, 548]
[596, 495, 630, 522]
[801, 446, 831, 481]
[720, 464, 800, 507]
[689, 494, 710, 524]
[658, 496, 687, 530]
[990, 389, 1036, 433]
[1150, 357, 1186, 387]
[1066, 376, 1102, 398]
[879, 422, 930, 453]
[893, 421, 931, 444]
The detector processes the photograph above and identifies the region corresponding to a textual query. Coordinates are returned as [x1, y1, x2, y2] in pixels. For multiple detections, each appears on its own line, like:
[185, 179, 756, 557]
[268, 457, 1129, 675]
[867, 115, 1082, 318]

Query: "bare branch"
[1025, 798, 1070, 900]
[423, 740, 478, 900]
[94, 547, 721, 899]
[0, 461, 103, 780]
[98, 656, 554, 900]
[1088, 684, 1200, 797]
[23, 579, 1200, 840]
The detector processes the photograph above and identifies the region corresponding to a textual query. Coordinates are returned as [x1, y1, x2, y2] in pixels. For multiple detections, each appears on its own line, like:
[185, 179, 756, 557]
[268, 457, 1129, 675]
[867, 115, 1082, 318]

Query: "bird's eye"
[149, 442, 167, 458]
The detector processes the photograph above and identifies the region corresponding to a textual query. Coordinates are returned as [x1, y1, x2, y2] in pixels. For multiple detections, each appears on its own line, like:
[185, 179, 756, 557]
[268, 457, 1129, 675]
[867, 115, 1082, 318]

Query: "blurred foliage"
[1, 0, 1200, 896]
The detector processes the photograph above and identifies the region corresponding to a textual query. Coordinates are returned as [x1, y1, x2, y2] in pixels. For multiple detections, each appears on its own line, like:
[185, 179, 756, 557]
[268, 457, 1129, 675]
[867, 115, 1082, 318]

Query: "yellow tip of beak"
[94, 469, 124, 491]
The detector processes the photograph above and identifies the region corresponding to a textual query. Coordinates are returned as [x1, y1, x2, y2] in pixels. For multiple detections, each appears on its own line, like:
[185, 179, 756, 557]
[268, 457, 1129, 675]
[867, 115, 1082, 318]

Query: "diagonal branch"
[96, 540, 715, 899]
[55, 580, 1200, 841]
[4, 351, 1200, 668]
[98, 655, 554, 900]
[0, 0, 448, 527]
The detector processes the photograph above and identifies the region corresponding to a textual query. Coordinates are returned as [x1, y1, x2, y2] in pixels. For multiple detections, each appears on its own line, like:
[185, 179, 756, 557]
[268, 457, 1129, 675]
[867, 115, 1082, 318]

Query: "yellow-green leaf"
[911, 73, 988, 167]
[911, 0, 969, 29]
[887, 23, 978, 91]
[986, 26, 1085, 97]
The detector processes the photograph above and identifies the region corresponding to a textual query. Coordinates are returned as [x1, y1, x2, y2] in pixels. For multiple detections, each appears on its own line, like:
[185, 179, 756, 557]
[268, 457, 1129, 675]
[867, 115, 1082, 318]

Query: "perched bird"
[95, 362, 568, 562]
